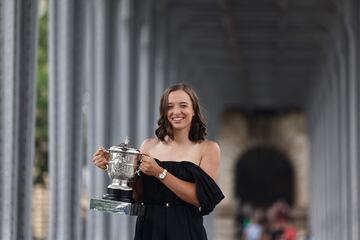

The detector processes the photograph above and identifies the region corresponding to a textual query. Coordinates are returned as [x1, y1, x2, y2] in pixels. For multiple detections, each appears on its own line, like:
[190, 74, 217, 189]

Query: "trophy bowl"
[103, 139, 142, 202]
[107, 145, 141, 189]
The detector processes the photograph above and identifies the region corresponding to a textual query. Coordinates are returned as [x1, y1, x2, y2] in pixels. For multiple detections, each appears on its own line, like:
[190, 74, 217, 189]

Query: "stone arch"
[215, 111, 309, 239]
[235, 146, 294, 208]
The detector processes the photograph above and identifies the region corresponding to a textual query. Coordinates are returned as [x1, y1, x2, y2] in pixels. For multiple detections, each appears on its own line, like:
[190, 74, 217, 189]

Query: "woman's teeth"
[173, 117, 183, 121]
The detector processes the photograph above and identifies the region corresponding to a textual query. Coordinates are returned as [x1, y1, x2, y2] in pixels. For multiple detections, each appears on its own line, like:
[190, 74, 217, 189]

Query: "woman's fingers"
[93, 147, 108, 158]
[92, 152, 103, 159]
[94, 158, 107, 166]
[92, 155, 105, 163]
[139, 155, 160, 176]
[92, 148, 109, 162]
[139, 157, 150, 169]
[100, 147, 110, 157]
[91, 146, 110, 170]
[92, 152, 108, 169]
[141, 154, 153, 163]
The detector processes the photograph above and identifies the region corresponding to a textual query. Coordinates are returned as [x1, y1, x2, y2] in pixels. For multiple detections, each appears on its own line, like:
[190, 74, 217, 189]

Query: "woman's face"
[167, 90, 195, 131]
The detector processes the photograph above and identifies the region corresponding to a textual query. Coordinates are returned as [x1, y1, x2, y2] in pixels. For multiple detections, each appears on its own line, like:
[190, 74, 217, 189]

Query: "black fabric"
[134, 159, 224, 240]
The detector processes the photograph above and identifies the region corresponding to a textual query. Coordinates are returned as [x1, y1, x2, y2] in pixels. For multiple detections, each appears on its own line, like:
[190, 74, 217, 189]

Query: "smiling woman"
[156, 84, 207, 142]
[92, 83, 224, 240]
[166, 90, 194, 131]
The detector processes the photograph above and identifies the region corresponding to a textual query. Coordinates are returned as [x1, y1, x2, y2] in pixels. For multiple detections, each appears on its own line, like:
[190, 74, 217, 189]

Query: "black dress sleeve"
[186, 163, 225, 216]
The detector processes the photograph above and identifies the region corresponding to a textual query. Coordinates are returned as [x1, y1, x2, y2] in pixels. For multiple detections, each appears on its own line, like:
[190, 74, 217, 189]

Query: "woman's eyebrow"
[168, 101, 189, 105]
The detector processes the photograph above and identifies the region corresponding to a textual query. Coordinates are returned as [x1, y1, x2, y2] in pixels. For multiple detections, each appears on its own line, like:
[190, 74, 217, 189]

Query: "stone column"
[48, 0, 86, 239]
[337, 27, 350, 240]
[328, 45, 341, 240]
[109, 0, 136, 239]
[152, 1, 169, 125]
[85, 0, 136, 240]
[344, 1, 359, 238]
[84, 1, 112, 239]
[135, 0, 156, 145]
[307, 1, 360, 236]
[0, 1, 38, 239]
[167, 12, 181, 85]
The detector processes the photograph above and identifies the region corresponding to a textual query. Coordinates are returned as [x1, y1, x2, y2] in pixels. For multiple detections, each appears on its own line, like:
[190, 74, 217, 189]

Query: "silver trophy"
[90, 137, 145, 216]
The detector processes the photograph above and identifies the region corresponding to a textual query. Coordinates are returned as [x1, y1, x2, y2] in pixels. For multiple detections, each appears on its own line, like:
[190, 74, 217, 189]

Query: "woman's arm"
[139, 139, 221, 207]
[139, 155, 201, 207]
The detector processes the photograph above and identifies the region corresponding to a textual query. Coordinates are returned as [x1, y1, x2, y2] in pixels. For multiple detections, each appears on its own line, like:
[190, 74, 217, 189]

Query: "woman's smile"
[171, 116, 184, 121]
[167, 90, 194, 130]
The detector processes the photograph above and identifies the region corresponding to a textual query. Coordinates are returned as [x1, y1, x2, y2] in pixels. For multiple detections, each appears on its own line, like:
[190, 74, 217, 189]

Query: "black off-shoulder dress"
[134, 159, 224, 240]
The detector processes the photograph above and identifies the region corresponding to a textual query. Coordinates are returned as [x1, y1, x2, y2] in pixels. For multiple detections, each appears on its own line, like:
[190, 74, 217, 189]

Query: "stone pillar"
[167, 11, 181, 85]
[110, 0, 136, 239]
[328, 45, 341, 240]
[152, 1, 169, 125]
[0, 1, 38, 239]
[85, 0, 136, 240]
[344, 1, 359, 238]
[48, 0, 86, 239]
[337, 26, 350, 240]
[84, 0, 112, 239]
[135, 0, 157, 145]
[306, 0, 360, 237]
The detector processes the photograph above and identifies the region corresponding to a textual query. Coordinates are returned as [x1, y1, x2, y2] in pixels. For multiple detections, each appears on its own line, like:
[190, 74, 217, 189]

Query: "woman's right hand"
[92, 146, 109, 170]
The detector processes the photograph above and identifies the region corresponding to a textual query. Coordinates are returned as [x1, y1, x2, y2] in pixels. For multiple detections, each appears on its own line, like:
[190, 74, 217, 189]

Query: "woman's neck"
[171, 129, 191, 144]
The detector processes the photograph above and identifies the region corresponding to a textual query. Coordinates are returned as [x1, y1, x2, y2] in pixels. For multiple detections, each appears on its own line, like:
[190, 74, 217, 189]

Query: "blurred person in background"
[242, 208, 265, 240]
[266, 200, 297, 240]
[237, 202, 253, 238]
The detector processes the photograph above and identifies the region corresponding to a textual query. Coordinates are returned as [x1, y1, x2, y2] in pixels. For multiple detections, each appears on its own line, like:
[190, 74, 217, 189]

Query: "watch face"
[159, 169, 167, 179]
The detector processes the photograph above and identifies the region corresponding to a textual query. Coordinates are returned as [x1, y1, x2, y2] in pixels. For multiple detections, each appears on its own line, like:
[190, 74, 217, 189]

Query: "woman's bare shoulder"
[201, 139, 221, 153]
[139, 137, 160, 152]
[199, 139, 221, 180]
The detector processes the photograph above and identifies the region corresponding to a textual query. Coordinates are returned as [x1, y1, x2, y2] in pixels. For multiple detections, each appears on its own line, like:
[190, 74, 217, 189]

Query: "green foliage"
[34, 10, 48, 186]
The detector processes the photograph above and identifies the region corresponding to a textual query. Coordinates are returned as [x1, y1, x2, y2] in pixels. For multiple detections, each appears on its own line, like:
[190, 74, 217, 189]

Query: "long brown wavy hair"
[155, 84, 207, 142]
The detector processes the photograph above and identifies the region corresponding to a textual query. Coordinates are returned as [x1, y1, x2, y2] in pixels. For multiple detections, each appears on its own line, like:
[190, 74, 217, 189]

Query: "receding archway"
[235, 146, 294, 208]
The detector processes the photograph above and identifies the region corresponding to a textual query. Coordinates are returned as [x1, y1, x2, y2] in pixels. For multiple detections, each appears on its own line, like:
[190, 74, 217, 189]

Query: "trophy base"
[90, 198, 145, 216]
[102, 188, 134, 202]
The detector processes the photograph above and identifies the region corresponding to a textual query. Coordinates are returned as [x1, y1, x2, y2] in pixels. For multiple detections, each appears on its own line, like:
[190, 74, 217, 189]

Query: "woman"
[92, 84, 224, 240]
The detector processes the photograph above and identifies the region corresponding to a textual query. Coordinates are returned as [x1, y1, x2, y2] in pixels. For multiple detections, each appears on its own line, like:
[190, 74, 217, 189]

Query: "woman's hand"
[92, 146, 109, 170]
[139, 154, 163, 177]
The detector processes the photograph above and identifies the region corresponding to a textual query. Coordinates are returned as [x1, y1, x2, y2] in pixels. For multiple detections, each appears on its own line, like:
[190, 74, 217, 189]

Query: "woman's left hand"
[139, 154, 163, 177]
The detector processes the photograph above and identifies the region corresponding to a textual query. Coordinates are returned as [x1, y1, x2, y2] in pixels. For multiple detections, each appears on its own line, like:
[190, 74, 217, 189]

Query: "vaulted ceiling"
[165, 0, 337, 110]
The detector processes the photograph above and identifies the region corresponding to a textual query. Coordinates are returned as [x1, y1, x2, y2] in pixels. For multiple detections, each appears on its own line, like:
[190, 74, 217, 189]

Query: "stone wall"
[214, 110, 309, 240]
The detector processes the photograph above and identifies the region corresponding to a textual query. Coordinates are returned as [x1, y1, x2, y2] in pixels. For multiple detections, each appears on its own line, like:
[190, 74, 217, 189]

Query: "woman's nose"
[173, 106, 181, 114]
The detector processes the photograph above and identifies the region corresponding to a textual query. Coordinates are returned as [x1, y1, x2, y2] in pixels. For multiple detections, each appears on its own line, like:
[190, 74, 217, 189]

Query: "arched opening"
[235, 146, 294, 208]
